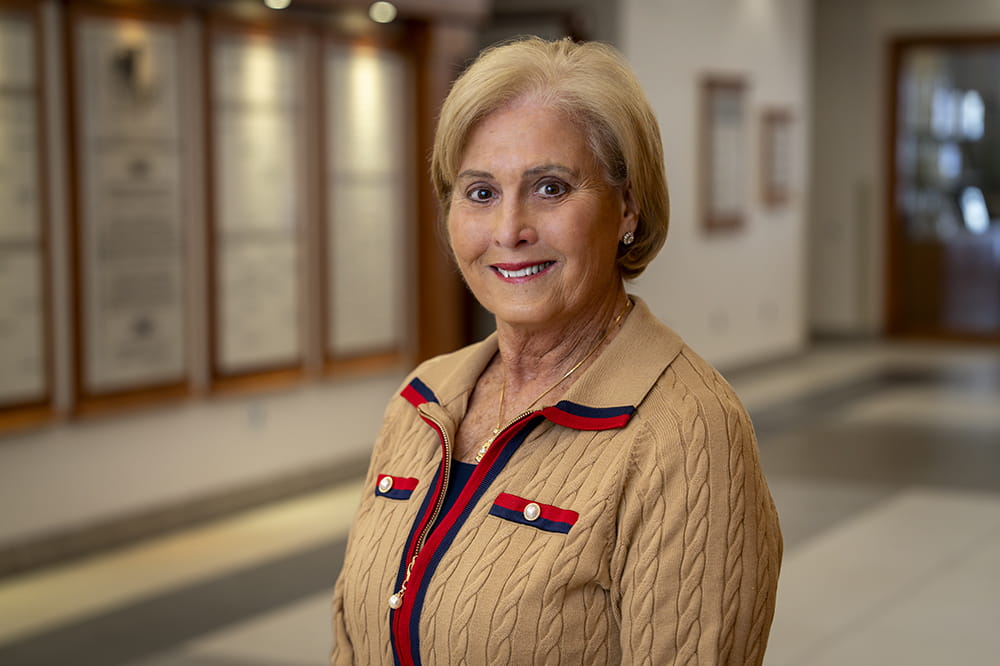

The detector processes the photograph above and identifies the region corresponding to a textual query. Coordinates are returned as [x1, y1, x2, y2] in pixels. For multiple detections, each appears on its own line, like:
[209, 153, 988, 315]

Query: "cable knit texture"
[331, 297, 782, 665]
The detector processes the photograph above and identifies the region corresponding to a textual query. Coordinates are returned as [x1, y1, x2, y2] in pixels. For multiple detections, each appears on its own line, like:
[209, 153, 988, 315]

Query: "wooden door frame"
[885, 33, 1000, 343]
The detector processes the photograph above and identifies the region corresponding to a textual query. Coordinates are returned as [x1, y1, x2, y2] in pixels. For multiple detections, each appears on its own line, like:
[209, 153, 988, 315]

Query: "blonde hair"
[431, 36, 669, 280]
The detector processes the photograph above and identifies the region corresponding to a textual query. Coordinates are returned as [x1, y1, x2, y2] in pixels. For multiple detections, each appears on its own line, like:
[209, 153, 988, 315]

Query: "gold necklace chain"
[474, 297, 633, 463]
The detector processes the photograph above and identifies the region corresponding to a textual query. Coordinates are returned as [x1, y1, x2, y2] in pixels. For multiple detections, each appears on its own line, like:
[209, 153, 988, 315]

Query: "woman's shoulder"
[666, 344, 746, 409]
[635, 341, 755, 454]
[623, 298, 744, 411]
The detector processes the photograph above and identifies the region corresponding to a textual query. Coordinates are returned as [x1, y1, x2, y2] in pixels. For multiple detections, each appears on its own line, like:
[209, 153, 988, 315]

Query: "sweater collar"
[403, 296, 685, 431]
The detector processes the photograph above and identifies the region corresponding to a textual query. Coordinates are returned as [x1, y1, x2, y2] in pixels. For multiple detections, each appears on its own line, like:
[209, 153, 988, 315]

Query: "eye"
[467, 186, 495, 202]
[536, 180, 568, 197]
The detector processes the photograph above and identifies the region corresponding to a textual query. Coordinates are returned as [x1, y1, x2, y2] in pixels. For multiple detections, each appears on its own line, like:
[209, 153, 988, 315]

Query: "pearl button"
[523, 502, 541, 521]
[378, 477, 393, 493]
[388, 593, 402, 609]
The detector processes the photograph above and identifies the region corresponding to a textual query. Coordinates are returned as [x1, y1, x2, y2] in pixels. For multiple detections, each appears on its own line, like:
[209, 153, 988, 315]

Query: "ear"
[618, 185, 639, 238]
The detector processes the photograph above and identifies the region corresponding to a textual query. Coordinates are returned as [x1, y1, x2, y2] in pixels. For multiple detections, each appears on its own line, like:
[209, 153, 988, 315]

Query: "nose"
[493, 198, 537, 248]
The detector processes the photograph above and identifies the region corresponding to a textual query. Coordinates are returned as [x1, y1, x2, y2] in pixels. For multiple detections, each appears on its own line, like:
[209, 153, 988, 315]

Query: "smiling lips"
[492, 261, 555, 280]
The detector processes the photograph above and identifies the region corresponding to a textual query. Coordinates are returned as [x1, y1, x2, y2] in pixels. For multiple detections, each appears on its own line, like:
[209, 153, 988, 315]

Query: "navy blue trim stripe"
[391, 628, 402, 666]
[389, 425, 449, 666]
[409, 377, 438, 404]
[488, 505, 574, 534]
[406, 415, 544, 663]
[392, 464, 440, 593]
[552, 400, 635, 419]
[390, 462, 439, 666]
[377, 488, 415, 500]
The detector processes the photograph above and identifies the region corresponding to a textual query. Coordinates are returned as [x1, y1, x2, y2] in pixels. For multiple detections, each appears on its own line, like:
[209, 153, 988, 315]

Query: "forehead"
[458, 102, 597, 173]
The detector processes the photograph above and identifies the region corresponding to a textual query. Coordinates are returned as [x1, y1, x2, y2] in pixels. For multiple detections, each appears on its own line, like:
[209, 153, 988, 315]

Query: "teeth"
[496, 262, 552, 278]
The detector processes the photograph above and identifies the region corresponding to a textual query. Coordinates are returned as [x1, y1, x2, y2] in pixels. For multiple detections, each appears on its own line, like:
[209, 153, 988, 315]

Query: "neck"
[494, 287, 630, 395]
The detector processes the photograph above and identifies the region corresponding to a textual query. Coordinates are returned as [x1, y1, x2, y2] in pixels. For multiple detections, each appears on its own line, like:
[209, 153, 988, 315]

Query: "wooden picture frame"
[700, 75, 750, 232]
[761, 108, 793, 207]
[65, 2, 191, 414]
[0, 0, 53, 431]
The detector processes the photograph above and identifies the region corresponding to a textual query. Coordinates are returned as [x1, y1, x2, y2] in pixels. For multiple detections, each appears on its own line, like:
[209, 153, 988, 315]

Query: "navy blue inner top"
[440, 460, 476, 518]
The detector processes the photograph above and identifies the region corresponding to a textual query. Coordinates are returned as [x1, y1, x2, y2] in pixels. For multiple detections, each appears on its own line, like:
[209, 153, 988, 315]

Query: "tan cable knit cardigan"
[331, 297, 782, 665]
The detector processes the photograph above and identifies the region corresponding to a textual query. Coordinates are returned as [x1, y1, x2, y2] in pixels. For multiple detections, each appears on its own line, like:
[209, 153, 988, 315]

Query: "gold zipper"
[387, 409, 538, 610]
[389, 412, 452, 610]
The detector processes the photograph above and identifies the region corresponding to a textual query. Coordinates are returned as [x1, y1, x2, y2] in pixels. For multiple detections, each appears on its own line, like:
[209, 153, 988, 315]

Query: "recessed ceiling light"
[369, 1, 397, 24]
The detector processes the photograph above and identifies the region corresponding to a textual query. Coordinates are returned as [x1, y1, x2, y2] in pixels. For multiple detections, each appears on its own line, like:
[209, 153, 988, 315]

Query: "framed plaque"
[700, 76, 749, 231]
[207, 25, 307, 380]
[68, 7, 190, 402]
[0, 4, 50, 420]
[323, 41, 412, 367]
[761, 108, 793, 207]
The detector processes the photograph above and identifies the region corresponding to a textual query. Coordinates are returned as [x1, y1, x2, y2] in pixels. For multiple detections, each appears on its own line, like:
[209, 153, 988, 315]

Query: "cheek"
[447, 215, 484, 266]
[445, 213, 463, 252]
[570, 217, 616, 259]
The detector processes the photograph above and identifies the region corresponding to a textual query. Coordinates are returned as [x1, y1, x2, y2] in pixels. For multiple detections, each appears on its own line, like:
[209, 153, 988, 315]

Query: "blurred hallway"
[3, 1, 1000, 663]
[1, 341, 998, 665]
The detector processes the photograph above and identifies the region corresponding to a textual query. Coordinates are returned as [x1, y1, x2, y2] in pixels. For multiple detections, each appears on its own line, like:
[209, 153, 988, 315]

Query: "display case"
[0, 1, 51, 429]
[322, 37, 414, 372]
[205, 20, 310, 388]
[66, 3, 191, 411]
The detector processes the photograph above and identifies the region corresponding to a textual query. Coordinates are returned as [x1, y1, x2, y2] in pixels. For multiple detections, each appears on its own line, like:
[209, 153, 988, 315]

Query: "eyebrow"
[525, 164, 579, 179]
[455, 164, 580, 181]
[456, 169, 493, 181]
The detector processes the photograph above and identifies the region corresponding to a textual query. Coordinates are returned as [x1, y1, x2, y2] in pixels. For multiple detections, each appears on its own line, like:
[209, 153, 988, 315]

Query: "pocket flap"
[375, 474, 419, 500]
[489, 492, 579, 533]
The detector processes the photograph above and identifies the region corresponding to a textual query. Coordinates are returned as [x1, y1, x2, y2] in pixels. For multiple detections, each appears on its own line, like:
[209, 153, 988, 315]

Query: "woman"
[332, 37, 781, 665]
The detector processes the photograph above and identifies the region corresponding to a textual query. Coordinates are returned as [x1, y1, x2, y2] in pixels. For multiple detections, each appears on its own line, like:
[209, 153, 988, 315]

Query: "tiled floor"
[1, 341, 999, 665]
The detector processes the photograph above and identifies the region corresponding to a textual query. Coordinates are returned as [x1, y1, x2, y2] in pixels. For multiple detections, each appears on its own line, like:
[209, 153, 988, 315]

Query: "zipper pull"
[389, 558, 416, 609]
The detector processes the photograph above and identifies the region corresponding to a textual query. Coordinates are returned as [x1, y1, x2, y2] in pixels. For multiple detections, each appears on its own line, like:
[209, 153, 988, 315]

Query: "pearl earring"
[622, 231, 635, 246]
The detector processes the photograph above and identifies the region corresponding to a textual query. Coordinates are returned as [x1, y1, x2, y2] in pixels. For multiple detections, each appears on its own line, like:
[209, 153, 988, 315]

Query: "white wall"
[809, 0, 1000, 335]
[621, 0, 813, 368]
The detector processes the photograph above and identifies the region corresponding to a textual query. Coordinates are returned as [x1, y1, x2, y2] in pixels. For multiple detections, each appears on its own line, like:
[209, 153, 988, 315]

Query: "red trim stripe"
[393, 421, 523, 663]
[541, 405, 632, 430]
[377, 474, 419, 491]
[391, 416, 449, 663]
[401, 384, 426, 408]
[401, 418, 448, 565]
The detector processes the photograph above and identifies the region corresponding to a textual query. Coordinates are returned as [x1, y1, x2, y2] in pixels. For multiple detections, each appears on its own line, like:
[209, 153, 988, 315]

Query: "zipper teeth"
[503, 411, 535, 433]
[415, 409, 532, 554]
[393, 409, 537, 605]
[492, 411, 533, 449]
[414, 415, 452, 554]
[393, 416, 452, 606]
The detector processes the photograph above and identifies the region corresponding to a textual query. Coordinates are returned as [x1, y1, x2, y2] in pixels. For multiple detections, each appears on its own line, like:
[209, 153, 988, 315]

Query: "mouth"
[492, 261, 555, 280]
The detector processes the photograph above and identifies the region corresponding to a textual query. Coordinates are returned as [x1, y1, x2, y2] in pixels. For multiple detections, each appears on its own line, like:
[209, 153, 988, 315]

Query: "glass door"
[889, 38, 1000, 340]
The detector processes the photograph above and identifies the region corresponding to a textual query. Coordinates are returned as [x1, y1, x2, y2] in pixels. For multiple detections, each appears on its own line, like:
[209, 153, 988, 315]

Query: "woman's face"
[447, 101, 636, 332]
